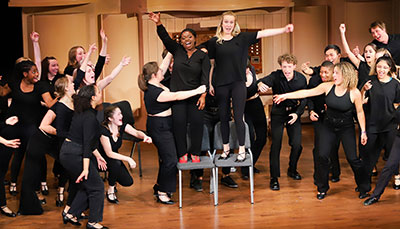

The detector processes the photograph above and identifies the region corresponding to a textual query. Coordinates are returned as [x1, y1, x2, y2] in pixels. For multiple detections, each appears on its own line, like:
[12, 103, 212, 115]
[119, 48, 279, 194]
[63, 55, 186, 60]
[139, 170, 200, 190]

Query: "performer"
[257, 54, 307, 190]
[370, 20, 400, 65]
[138, 61, 206, 204]
[99, 105, 152, 204]
[274, 62, 371, 199]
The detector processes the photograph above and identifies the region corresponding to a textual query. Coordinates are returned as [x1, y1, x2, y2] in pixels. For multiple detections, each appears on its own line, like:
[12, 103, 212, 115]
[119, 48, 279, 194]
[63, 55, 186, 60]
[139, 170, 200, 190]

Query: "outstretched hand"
[120, 56, 131, 66]
[143, 135, 152, 144]
[273, 94, 287, 104]
[149, 12, 161, 25]
[30, 32, 39, 42]
[285, 24, 294, 33]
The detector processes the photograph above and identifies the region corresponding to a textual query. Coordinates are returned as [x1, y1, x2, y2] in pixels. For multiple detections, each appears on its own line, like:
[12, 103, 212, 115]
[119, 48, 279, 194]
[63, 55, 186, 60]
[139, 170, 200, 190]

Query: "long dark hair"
[102, 105, 121, 137]
[41, 56, 58, 81]
[73, 84, 96, 113]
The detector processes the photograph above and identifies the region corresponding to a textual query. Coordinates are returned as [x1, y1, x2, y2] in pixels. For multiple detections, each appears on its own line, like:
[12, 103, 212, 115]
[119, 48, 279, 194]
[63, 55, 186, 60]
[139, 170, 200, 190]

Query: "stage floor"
[1, 124, 400, 228]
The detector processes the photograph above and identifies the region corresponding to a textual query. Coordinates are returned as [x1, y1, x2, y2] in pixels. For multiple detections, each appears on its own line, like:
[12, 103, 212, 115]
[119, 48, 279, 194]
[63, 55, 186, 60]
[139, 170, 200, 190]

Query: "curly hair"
[335, 62, 357, 89]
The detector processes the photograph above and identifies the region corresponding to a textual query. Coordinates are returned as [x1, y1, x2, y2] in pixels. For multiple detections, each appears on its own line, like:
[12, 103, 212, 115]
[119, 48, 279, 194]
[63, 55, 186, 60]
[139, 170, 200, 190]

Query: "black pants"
[1, 122, 39, 183]
[19, 129, 59, 215]
[371, 135, 400, 199]
[316, 122, 370, 193]
[269, 111, 302, 178]
[215, 81, 246, 146]
[172, 96, 204, 157]
[360, 129, 397, 180]
[241, 97, 267, 175]
[0, 145, 12, 207]
[312, 119, 340, 182]
[147, 116, 177, 193]
[107, 159, 133, 187]
[60, 141, 104, 223]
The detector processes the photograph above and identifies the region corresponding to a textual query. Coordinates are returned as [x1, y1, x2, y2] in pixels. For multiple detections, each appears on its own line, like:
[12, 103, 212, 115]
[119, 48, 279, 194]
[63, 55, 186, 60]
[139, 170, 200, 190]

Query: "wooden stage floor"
[1, 124, 400, 228]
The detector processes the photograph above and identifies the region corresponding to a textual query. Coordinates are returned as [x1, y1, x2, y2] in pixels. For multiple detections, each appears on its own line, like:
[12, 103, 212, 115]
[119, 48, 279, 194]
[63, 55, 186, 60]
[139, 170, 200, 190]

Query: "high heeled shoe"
[63, 213, 81, 226]
[156, 192, 174, 205]
[86, 222, 109, 229]
[153, 185, 172, 198]
[36, 191, 46, 205]
[393, 176, 400, 190]
[218, 150, 231, 160]
[1, 206, 16, 217]
[41, 183, 49, 196]
[9, 183, 17, 196]
[106, 192, 119, 204]
[235, 152, 246, 162]
[56, 191, 64, 207]
[364, 197, 379, 206]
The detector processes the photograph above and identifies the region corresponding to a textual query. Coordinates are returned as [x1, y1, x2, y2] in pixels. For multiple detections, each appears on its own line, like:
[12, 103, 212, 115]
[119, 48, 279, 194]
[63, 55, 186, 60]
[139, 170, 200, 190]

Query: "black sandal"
[235, 151, 246, 162]
[218, 150, 231, 160]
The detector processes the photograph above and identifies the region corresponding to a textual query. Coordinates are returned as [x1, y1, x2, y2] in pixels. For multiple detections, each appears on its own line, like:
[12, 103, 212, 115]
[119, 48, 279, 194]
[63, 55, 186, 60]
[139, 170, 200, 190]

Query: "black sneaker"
[221, 176, 238, 188]
[192, 179, 203, 192]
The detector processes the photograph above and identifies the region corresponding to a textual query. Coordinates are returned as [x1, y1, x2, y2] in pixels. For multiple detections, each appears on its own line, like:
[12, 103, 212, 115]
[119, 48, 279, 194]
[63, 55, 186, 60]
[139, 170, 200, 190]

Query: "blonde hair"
[215, 11, 241, 44]
[335, 62, 357, 89]
[277, 54, 297, 65]
[54, 77, 70, 98]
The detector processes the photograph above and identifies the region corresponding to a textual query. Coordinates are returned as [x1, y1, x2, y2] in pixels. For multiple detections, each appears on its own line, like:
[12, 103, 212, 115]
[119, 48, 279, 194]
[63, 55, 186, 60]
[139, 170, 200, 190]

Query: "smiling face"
[370, 26, 388, 43]
[109, 107, 123, 127]
[24, 65, 40, 84]
[364, 45, 376, 63]
[320, 66, 333, 82]
[180, 31, 196, 51]
[333, 66, 343, 86]
[375, 59, 391, 80]
[280, 61, 296, 80]
[83, 61, 95, 85]
[325, 49, 341, 64]
[75, 47, 86, 63]
[222, 15, 235, 35]
[48, 59, 59, 76]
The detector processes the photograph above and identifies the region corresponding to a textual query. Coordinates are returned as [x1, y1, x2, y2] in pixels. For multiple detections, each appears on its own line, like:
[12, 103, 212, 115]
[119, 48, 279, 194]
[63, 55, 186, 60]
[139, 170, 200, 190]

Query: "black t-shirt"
[7, 79, 49, 126]
[208, 32, 258, 86]
[67, 108, 100, 158]
[372, 34, 400, 65]
[357, 61, 371, 90]
[258, 70, 307, 116]
[157, 25, 210, 92]
[364, 77, 400, 133]
[50, 101, 74, 141]
[41, 73, 64, 98]
[307, 73, 326, 116]
[99, 123, 127, 160]
[144, 84, 171, 115]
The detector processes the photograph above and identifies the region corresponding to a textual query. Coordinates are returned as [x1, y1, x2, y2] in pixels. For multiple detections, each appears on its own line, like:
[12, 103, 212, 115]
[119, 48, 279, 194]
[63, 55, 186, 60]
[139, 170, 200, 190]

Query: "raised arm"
[273, 82, 332, 104]
[74, 43, 97, 89]
[99, 29, 108, 57]
[257, 24, 293, 39]
[159, 52, 173, 75]
[30, 32, 42, 79]
[157, 85, 206, 102]
[339, 24, 361, 68]
[149, 12, 179, 54]
[96, 56, 131, 91]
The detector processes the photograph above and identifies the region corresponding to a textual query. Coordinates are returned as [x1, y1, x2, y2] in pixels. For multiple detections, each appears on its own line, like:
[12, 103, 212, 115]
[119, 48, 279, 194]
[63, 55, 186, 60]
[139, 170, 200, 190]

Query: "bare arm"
[80, 43, 97, 72]
[157, 85, 206, 102]
[124, 124, 152, 143]
[42, 92, 58, 108]
[256, 24, 293, 39]
[209, 59, 215, 96]
[99, 29, 108, 57]
[39, 109, 57, 135]
[352, 88, 367, 145]
[159, 52, 173, 75]
[100, 135, 136, 168]
[30, 32, 42, 79]
[97, 56, 131, 91]
[274, 82, 332, 104]
[339, 24, 360, 68]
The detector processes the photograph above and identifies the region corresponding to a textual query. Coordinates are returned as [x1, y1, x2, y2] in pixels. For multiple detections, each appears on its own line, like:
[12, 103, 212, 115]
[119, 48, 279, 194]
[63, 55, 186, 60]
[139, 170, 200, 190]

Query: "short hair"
[180, 28, 197, 39]
[321, 60, 334, 69]
[369, 20, 386, 33]
[277, 54, 297, 65]
[324, 44, 341, 54]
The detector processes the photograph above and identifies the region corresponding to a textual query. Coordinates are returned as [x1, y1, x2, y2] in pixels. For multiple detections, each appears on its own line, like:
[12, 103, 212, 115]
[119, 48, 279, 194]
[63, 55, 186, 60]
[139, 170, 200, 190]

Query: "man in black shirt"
[257, 54, 307, 190]
[370, 20, 400, 65]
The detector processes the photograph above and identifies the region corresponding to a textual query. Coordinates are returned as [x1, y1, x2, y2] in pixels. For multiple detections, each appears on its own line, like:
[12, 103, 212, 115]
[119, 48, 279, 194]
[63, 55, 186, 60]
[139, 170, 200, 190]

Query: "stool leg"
[179, 169, 182, 208]
[249, 166, 254, 204]
[215, 167, 218, 206]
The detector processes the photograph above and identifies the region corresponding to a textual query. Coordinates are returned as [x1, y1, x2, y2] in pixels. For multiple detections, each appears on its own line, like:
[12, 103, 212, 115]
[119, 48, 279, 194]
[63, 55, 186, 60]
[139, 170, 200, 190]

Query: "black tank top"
[324, 85, 354, 128]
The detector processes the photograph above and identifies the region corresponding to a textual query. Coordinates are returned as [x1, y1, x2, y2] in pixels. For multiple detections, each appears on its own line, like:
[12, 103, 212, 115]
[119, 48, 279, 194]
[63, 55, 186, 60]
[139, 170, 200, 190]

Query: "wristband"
[361, 131, 367, 134]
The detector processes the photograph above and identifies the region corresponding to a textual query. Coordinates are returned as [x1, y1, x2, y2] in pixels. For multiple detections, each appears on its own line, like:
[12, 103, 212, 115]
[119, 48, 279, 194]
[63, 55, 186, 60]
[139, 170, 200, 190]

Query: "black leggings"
[147, 116, 177, 193]
[316, 122, 370, 193]
[172, 96, 204, 157]
[60, 141, 104, 223]
[19, 129, 59, 215]
[371, 135, 400, 199]
[0, 145, 12, 207]
[360, 129, 398, 180]
[107, 159, 133, 187]
[215, 81, 246, 146]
